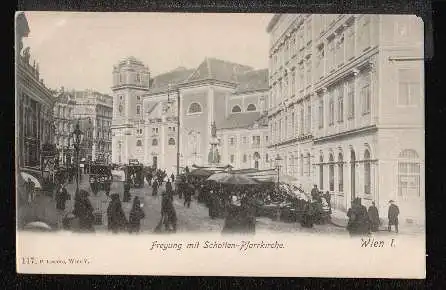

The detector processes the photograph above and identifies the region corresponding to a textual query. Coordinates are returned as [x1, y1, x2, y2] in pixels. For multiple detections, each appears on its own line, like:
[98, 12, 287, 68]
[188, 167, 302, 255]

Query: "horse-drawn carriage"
[124, 160, 144, 188]
[89, 163, 112, 194]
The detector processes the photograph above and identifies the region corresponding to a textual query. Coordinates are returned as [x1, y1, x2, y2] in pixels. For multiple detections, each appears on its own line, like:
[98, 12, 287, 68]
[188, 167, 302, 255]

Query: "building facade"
[111, 57, 269, 174]
[72, 90, 113, 163]
[53, 88, 76, 167]
[267, 14, 424, 224]
[16, 12, 56, 176]
[217, 69, 270, 170]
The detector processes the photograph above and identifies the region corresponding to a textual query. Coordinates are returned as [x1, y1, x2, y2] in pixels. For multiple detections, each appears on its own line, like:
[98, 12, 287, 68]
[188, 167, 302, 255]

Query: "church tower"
[111, 57, 150, 164]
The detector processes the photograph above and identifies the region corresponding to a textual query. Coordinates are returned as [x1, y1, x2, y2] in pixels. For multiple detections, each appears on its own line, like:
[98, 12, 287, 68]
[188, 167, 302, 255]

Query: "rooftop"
[149, 67, 195, 94]
[218, 111, 264, 130]
[234, 68, 269, 94]
[186, 57, 253, 84]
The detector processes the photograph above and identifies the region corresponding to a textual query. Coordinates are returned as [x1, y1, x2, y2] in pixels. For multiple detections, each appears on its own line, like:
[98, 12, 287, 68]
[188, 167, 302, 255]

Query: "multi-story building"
[53, 87, 76, 166]
[267, 14, 424, 224]
[72, 90, 113, 163]
[16, 12, 56, 177]
[111, 57, 269, 174]
[217, 69, 270, 170]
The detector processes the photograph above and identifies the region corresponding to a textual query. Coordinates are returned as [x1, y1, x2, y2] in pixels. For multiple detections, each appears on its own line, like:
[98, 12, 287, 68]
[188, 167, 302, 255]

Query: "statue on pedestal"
[208, 121, 220, 165]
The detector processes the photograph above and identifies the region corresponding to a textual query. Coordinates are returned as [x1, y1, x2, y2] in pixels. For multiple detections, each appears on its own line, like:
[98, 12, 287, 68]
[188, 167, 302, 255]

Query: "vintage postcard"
[16, 12, 425, 278]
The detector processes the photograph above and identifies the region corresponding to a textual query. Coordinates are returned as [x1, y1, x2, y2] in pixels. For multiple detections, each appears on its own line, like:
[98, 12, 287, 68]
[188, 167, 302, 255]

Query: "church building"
[111, 57, 269, 174]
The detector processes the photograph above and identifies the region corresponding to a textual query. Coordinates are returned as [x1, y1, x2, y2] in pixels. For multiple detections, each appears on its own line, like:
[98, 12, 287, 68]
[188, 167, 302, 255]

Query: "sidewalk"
[18, 193, 62, 230]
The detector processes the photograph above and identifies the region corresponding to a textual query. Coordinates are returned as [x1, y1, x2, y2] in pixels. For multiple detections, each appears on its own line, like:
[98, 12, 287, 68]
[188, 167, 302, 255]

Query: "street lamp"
[274, 154, 283, 188]
[72, 121, 84, 195]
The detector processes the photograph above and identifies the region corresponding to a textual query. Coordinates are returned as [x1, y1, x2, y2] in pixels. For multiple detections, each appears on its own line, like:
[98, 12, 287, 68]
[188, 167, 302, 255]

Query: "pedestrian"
[311, 184, 319, 201]
[123, 181, 131, 202]
[301, 200, 315, 228]
[346, 198, 370, 236]
[323, 191, 332, 214]
[368, 201, 380, 232]
[55, 183, 70, 211]
[387, 200, 400, 233]
[170, 173, 175, 183]
[146, 172, 152, 186]
[184, 186, 192, 208]
[161, 191, 177, 232]
[128, 196, 145, 234]
[72, 189, 95, 233]
[208, 190, 218, 219]
[166, 178, 173, 194]
[107, 193, 128, 234]
[152, 179, 159, 196]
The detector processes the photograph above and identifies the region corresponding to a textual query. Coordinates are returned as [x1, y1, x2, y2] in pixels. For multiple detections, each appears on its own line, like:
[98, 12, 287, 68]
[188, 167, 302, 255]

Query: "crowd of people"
[26, 162, 403, 236]
[345, 198, 400, 236]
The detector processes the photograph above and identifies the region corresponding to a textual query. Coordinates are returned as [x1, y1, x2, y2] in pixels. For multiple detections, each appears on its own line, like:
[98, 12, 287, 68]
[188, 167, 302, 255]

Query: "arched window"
[243, 154, 247, 163]
[136, 140, 142, 147]
[168, 138, 175, 145]
[319, 155, 324, 190]
[398, 149, 420, 197]
[265, 153, 269, 163]
[152, 139, 158, 146]
[338, 152, 344, 192]
[246, 104, 257, 111]
[232, 105, 242, 113]
[253, 152, 260, 160]
[364, 149, 371, 194]
[136, 105, 141, 115]
[329, 153, 334, 191]
[188, 102, 202, 114]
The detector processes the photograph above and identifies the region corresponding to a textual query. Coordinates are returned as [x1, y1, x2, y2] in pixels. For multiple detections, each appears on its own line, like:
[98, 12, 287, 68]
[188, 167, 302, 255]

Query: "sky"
[22, 12, 273, 95]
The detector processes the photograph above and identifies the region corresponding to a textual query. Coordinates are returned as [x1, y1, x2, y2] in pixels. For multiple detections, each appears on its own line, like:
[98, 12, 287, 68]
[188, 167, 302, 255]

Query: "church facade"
[111, 57, 269, 175]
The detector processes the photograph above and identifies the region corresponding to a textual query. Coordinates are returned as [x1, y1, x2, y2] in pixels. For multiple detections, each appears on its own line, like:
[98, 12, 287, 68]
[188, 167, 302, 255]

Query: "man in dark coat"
[72, 190, 95, 232]
[152, 179, 159, 196]
[107, 193, 128, 233]
[368, 201, 380, 232]
[387, 200, 400, 233]
[346, 198, 370, 236]
[146, 172, 152, 186]
[323, 191, 332, 214]
[165, 179, 173, 194]
[55, 184, 70, 211]
[311, 185, 319, 201]
[184, 184, 192, 208]
[170, 173, 175, 183]
[123, 181, 131, 202]
[161, 192, 177, 232]
[128, 196, 145, 233]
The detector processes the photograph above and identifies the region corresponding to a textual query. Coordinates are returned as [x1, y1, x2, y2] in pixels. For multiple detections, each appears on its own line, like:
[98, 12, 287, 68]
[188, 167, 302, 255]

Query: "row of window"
[228, 135, 264, 146]
[229, 152, 262, 164]
[231, 104, 257, 113]
[270, 100, 312, 144]
[270, 15, 373, 108]
[135, 138, 176, 147]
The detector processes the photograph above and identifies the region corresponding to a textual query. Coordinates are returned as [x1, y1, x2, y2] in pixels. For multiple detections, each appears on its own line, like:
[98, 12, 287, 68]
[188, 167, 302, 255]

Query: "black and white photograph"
[15, 12, 425, 277]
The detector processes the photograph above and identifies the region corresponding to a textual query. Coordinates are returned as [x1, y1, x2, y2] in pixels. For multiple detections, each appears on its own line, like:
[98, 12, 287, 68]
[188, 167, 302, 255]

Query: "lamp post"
[71, 121, 84, 195]
[274, 154, 283, 188]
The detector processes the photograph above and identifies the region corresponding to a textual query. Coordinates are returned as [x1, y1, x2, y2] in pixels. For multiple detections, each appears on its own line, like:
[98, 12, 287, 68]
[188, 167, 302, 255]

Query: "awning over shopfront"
[20, 171, 42, 189]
